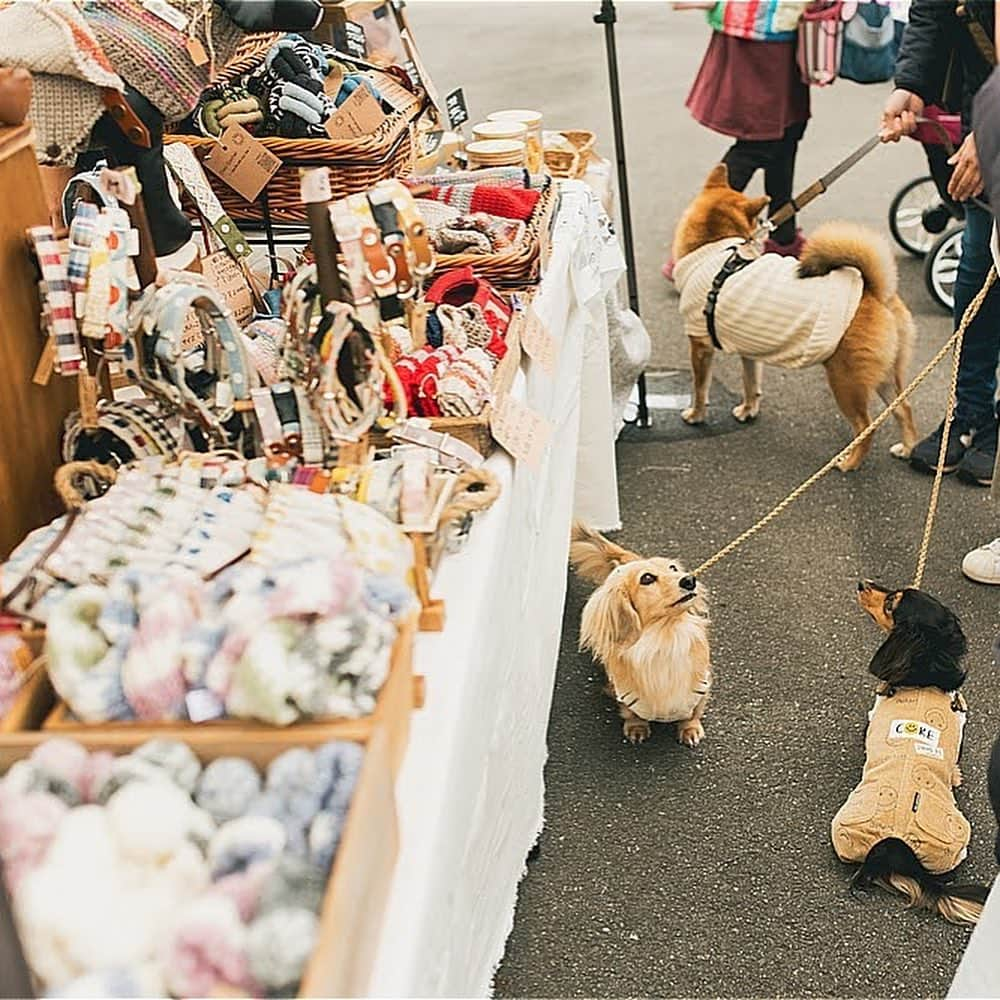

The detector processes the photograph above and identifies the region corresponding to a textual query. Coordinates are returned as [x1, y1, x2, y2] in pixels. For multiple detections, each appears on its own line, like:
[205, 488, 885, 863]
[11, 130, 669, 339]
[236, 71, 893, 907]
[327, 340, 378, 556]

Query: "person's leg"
[911, 202, 1000, 476]
[721, 138, 762, 192]
[761, 122, 806, 247]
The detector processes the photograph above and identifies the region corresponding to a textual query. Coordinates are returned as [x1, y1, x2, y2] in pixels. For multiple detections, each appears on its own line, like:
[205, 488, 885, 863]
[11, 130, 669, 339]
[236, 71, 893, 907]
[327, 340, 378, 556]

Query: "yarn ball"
[246, 791, 308, 857]
[82, 751, 115, 805]
[10, 756, 81, 809]
[161, 894, 252, 998]
[132, 740, 202, 793]
[364, 573, 417, 622]
[306, 809, 343, 876]
[247, 906, 318, 994]
[314, 740, 364, 812]
[45, 962, 166, 997]
[266, 747, 323, 814]
[92, 756, 173, 805]
[209, 816, 286, 880]
[105, 780, 215, 866]
[0, 786, 68, 890]
[210, 860, 273, 923]
[195, 757, 262, 825]
[258, 852, 327, 917]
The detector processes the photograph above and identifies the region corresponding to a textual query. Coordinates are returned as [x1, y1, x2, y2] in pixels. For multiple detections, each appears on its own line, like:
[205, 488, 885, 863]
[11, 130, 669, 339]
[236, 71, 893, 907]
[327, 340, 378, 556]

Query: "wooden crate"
[0, 712, 400, 997]
[0, 618, 418, 773]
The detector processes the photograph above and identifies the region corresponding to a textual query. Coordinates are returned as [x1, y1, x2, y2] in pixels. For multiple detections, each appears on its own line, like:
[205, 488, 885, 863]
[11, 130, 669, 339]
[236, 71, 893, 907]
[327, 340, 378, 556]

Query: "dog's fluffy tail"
[569, 522, 639, 585]
[798, 221, 897, 304]
[854, 838, 987, 926]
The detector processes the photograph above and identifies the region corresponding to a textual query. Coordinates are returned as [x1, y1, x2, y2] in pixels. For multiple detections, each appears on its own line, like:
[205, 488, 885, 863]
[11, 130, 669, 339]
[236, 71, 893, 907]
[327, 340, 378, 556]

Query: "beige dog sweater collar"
[674, 238, 864, 370]
[831, 686, 970, 875]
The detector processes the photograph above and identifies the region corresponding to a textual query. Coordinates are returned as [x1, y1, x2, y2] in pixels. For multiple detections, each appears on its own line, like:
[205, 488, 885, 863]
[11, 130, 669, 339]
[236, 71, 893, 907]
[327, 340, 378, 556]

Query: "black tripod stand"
[594, 0, 650, 428]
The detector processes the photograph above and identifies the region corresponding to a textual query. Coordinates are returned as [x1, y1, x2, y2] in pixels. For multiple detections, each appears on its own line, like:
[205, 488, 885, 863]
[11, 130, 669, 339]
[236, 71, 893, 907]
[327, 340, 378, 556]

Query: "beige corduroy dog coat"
[831, 686, 970, 875]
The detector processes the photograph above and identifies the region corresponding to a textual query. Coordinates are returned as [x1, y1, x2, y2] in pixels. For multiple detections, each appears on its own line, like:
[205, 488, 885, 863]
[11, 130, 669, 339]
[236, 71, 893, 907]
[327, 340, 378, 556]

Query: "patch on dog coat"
[674, 238, 864, 369]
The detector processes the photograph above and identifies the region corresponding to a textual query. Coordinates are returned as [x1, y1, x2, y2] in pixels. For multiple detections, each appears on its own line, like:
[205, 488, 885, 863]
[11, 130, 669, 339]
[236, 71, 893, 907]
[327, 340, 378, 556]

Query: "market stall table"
[368, 181, 622, 995]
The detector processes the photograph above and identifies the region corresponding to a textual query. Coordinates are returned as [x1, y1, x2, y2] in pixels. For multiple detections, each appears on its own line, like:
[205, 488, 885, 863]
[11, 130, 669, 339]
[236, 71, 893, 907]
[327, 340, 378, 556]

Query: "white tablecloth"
[368, 182, 622, 996]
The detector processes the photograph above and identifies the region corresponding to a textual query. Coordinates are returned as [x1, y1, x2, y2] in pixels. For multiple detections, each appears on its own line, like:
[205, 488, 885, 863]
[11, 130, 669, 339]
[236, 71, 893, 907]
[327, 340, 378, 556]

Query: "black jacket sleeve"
[893, 0, 954, 105]
[216, 0, 323, 33]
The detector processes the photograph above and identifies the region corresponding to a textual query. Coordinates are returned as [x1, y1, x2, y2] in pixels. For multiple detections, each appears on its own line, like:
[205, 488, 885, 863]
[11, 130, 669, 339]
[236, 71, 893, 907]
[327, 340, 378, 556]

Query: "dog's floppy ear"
[704, 163, 730, 190]
[743, 195, 770, 224]
[868, 623, 927, 687]
[579, 576, 641, 661]
[869, 620, 967, 691]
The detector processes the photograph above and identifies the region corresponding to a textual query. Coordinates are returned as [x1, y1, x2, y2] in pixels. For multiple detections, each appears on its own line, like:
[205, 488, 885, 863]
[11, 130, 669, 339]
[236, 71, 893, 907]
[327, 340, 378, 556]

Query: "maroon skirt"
[686, 31, 810, 142]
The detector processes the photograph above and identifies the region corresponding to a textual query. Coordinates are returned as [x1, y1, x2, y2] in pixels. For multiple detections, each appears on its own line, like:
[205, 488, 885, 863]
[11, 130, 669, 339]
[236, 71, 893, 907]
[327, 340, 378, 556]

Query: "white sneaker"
[962, 537, 1000, 584]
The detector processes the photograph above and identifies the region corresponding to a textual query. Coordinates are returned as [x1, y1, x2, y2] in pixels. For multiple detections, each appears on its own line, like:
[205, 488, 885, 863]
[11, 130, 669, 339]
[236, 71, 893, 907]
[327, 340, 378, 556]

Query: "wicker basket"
[430, 181, 557, 289]
[170, 110, 418, 224]
[544, 129, 596, 180]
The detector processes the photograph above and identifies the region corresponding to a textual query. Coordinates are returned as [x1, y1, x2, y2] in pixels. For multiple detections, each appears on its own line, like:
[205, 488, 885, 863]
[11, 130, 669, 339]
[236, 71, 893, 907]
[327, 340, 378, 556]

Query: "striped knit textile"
[706, 0, 807, 42]
[674, 238, 862, 369]
[83, 0, 244, 121]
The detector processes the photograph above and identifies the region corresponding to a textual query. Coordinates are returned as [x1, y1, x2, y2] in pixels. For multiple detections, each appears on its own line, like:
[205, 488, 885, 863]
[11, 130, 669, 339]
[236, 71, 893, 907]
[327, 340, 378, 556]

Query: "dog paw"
[889, 442, 912, 460]
[836, 453, 862, 473]
[731, 402, 760, 423]
[677, 720, 705, 747]
[623, 718, 651, 744]
[681, 407, 706, 426]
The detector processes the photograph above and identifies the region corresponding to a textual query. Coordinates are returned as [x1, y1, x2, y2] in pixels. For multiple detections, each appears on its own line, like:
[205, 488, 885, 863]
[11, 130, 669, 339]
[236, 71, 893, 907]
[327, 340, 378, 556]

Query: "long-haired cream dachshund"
[570, 524, 711, 746]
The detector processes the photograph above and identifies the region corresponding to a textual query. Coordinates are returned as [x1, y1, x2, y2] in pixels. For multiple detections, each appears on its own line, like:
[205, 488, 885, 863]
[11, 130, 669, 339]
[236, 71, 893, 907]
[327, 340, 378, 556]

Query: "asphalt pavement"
[410, 5, 1000, 997]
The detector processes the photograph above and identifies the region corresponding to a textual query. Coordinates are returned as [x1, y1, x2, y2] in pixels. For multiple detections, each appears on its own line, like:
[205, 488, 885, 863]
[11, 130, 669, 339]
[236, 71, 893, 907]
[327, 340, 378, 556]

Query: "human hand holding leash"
[948, 132, 984, 201]
[880, 89, 924, 142]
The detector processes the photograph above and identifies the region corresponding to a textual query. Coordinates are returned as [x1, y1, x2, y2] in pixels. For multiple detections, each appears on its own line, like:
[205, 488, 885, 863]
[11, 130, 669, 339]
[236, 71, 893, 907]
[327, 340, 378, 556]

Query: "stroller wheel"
[889, 176, 940, 256]
[923, 225, 964, 312]
[922, 203, 953, 235]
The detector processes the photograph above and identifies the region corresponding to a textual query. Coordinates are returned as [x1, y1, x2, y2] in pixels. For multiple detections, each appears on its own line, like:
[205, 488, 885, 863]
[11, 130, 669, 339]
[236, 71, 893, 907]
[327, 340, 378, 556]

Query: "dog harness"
[831, 686, 970, 875]
[674, 238, 864, 369]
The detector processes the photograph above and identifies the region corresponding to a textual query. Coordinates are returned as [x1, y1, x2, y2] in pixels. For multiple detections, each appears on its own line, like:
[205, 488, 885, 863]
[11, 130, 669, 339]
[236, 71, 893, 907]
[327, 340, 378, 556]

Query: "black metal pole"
[594, 0, 649, 428]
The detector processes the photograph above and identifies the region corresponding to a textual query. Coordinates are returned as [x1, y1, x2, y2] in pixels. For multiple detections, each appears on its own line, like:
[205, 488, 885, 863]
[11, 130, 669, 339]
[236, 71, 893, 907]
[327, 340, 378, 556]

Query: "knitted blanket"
[0, 1, 123, 164]
[674, 238, 863, 369]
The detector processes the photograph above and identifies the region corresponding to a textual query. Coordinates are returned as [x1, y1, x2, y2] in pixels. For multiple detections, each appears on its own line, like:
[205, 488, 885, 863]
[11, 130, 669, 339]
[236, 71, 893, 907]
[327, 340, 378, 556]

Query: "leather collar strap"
[346, 192, 396, 300]
[368, 185, 411, 311]
[29, 226, 83, 375]
[164, 143, 252, 260]
[328, 198, 380, 330]
[62, 399, 179, 465]
[703, 247, 754, 351]
[62, 166, 119, 228]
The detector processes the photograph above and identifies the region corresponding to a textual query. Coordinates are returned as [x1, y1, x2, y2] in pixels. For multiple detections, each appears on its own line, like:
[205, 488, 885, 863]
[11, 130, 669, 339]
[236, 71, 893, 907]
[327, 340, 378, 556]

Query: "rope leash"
[692, 267, 997, 581]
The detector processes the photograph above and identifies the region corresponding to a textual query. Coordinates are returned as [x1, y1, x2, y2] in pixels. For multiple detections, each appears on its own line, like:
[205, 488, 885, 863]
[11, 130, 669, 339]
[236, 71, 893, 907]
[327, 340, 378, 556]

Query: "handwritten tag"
[325, 84, 386, 139]
[520, 307, 558, 376]
[78, 371, 100, 429]
[490, 394, 551, 470]
[204, 124, 280, 202]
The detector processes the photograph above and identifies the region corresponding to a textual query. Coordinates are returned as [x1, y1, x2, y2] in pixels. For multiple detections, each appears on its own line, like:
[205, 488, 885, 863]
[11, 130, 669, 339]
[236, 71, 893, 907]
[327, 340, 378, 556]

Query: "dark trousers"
[722, 122, 806, 245]
[953, 202, 1000, 433]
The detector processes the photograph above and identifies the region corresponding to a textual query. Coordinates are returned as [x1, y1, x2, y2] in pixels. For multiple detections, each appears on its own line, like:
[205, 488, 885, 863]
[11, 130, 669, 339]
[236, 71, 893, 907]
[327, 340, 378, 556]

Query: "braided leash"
[692, 267, 997, 582]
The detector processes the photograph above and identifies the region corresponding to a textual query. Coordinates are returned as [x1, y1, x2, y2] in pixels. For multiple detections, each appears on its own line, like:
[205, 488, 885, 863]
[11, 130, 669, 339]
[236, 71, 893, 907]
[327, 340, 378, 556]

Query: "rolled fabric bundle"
[209, 816, 287, 880]
[132, 739, 202, 794]
[160, 894, 253, 999]
[105, 780, 215, 866]
[195, 757, 262, 825]
[28, 739, 91, 806]
[45, 585, 132, 723]
[257, 852, 326, 916]
[247, 906, 318, 995]
[0, 786, 68, 890]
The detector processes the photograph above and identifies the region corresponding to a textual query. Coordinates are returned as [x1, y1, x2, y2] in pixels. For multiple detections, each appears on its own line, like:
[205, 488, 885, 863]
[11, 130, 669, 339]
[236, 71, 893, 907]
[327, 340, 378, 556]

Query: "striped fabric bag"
[797, 0, 846, 86]
[707, 1, 804, 42]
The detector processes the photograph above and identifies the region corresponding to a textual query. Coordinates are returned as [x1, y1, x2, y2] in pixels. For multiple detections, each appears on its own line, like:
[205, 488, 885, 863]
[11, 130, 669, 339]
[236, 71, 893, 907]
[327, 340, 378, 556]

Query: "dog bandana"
[831, 686, 970, 875]
[674, 238, 864, 370]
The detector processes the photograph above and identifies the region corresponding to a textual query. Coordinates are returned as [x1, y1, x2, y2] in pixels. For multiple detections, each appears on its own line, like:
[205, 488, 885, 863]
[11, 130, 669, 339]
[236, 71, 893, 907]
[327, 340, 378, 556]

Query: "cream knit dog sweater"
[674, 238, 864, 369]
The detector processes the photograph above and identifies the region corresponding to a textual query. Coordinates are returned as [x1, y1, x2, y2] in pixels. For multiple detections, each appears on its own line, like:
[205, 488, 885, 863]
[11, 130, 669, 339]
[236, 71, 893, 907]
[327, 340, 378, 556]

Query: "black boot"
[90, 86, 193, 258]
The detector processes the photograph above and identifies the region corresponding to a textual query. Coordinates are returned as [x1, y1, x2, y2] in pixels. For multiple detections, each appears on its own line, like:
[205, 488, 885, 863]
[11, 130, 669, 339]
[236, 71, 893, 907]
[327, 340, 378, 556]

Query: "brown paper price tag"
[520, 306, 558, 377]
[325, 84, 387, 140]
[185, 36, 209, 66]
[204, 125, 281, 202]
[78, 371, 100, 429]
[490, 394, 551, 470]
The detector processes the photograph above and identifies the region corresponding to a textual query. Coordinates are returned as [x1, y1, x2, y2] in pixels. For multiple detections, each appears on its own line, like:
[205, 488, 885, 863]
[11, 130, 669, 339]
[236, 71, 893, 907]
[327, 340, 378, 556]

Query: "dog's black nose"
[679, 575, 697, 592]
